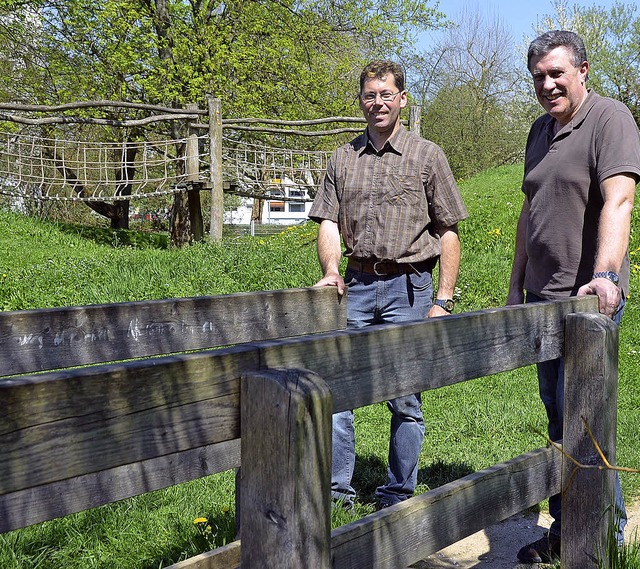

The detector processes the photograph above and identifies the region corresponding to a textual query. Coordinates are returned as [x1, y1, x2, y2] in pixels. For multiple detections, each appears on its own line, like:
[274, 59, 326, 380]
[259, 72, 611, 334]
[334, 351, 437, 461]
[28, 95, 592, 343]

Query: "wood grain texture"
[0, 345, 255, 495]
[0, 287, 346, 376]
[164, 541, 240, 569]
[0, 296, 600, 541]
[240, 369, 332, 569]
[257, 297, 598, 412]
[331, 446, 562, 569]
[562, 313, 619, 569]
[0, 440, 240, 533]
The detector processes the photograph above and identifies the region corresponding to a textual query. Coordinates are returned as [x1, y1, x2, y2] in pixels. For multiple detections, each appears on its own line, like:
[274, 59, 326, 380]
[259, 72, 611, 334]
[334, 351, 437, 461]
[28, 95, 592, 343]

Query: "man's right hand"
[506, 290, 525, 306]
[314, 272, 345, 296]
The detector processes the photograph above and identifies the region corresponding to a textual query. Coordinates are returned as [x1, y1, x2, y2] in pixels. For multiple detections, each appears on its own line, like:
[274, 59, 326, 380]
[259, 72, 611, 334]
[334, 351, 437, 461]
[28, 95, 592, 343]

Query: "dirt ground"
[411, 502, 640, 568]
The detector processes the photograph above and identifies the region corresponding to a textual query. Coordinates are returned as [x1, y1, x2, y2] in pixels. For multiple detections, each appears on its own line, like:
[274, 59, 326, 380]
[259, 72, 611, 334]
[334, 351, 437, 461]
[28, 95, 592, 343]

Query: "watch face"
[436, 299, 454, 312]
[607, 272, 620, 285]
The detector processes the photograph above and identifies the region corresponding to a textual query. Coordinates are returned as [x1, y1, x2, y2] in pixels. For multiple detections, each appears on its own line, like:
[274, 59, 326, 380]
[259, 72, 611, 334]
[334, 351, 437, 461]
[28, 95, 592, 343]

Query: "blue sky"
[423, 0, 619, 44]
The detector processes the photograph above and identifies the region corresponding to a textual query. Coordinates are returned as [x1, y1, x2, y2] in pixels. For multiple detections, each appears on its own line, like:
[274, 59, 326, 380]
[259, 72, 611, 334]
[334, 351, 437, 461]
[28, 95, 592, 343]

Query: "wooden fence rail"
[0, 290, 618, 568]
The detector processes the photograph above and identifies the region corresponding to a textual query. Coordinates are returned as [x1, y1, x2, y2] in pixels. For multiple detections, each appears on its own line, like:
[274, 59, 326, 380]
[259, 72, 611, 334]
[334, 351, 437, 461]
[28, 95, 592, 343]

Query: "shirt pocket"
[384, 173, 422, 207]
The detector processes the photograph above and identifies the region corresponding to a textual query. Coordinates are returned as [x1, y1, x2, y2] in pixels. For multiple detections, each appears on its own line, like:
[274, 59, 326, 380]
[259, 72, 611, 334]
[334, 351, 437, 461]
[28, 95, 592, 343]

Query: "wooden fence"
[0, 289, 619, 568]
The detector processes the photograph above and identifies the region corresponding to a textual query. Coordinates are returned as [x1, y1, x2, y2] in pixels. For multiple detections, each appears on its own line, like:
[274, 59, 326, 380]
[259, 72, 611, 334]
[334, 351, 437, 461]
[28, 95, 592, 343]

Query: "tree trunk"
[170, 190, 191, 247]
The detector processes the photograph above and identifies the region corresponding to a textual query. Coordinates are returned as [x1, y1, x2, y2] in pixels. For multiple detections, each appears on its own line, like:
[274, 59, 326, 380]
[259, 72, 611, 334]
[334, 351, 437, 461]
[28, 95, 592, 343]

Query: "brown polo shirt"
[309, 126, 468, 263]
[523, 91, 640, 298]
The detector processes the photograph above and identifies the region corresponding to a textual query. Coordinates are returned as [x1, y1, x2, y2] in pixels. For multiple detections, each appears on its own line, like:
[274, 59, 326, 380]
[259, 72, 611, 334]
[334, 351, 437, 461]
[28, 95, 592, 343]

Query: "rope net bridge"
[0, 130, 332, 203]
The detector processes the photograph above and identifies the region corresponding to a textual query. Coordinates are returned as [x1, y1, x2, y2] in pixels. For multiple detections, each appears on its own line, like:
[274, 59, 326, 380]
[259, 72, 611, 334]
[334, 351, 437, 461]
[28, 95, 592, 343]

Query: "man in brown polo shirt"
[309, 60, 468, 510]
[507, 30, 640, 564]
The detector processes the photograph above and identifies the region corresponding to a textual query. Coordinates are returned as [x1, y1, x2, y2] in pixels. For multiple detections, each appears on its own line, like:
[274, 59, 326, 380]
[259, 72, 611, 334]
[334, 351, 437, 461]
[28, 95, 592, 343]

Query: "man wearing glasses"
[309, 60, 468, 510]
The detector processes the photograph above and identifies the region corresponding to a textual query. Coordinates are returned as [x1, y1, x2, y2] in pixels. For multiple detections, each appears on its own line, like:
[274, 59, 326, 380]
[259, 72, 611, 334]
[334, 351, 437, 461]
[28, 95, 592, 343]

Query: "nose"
[541, 75, 556, 92]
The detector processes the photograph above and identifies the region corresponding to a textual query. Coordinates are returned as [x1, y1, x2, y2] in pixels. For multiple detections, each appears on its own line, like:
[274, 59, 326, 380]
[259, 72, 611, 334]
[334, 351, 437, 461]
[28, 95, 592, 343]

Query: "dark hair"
[359, 60, 405, 93]
[527, 30, 588, 71]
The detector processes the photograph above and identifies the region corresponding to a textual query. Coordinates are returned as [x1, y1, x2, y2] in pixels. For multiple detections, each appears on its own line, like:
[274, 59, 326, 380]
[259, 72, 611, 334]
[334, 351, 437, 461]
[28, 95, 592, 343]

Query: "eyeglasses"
[360, 91, 401, 104]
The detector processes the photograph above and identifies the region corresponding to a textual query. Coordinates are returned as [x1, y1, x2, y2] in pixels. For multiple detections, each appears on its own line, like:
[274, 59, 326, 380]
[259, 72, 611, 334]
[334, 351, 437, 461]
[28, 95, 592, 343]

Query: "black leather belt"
[347, 258, 434, 276]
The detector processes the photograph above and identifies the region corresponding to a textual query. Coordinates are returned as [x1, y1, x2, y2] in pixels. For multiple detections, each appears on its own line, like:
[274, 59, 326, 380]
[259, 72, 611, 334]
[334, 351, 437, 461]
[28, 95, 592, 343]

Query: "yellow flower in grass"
[193, 517, 208, 525]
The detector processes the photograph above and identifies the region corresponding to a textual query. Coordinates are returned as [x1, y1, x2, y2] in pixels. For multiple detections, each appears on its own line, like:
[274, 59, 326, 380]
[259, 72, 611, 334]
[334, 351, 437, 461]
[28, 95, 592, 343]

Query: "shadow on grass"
[56, 221, 169, 249]
[418, 458, 475, 490]
[352, 455, 476, 505]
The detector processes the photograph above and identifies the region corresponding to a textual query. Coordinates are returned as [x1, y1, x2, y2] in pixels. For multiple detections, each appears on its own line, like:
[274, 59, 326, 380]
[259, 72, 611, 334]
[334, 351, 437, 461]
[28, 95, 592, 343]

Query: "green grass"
[1, 163, 639, 568]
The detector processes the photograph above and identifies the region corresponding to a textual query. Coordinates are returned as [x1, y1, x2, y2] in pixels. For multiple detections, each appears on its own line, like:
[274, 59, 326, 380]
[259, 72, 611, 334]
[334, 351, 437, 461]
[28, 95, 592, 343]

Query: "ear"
[579, 60, 589, 83]
[399, 90, 408, 109]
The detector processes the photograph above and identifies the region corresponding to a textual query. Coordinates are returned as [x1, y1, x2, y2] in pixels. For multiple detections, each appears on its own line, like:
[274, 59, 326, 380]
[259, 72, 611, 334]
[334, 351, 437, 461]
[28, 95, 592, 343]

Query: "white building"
[224, 177, 314, 226]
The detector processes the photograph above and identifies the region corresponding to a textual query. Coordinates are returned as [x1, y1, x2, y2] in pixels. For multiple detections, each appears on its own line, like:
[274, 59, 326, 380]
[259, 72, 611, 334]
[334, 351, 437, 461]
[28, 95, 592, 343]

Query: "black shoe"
[517, 532, 561, 563]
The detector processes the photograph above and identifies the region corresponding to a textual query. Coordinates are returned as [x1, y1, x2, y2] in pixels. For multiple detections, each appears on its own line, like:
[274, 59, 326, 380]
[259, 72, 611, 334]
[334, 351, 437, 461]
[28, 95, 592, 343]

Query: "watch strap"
[592, 271, 619, 286]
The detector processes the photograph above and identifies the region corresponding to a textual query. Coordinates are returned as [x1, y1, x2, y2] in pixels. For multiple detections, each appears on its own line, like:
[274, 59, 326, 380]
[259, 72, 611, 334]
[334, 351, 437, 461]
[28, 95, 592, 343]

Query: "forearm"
[593, 195, 634, 275]
[317, 219, 342, 276]
[577, 173, 636, 317]
[435, 225, 461, 299]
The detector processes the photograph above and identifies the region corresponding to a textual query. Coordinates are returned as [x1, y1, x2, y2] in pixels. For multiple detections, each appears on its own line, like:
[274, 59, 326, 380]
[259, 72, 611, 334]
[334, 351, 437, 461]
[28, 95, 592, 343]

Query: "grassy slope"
[0, 163, 639, 567]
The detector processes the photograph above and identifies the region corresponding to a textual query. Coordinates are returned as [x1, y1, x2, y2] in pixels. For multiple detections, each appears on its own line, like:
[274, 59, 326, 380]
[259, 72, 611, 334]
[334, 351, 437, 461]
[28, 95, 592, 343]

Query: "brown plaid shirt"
[309, 126, 468, 263]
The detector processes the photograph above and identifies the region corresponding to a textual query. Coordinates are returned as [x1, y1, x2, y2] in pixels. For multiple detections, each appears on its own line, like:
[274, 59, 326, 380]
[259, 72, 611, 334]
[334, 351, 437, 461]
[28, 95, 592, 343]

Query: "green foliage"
[414, 9, 532, 178]
[0, 0, 445, 120]
[423, 84, 528, 178]
[0, 211, 319, 309]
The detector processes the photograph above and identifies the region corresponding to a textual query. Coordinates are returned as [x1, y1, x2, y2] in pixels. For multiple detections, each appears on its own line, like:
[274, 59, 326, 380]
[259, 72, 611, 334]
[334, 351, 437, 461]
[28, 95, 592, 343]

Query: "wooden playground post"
[208, 96, 224, 242]
[562, 312, 619, 568]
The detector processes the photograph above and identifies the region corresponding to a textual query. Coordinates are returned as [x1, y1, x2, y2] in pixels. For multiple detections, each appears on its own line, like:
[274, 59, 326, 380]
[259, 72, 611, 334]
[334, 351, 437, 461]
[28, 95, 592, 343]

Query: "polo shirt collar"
[549, 89, 598, 137]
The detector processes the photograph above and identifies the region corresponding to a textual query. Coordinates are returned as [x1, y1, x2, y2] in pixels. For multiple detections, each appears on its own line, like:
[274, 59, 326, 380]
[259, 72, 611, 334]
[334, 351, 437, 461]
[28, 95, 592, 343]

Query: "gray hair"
[527, 30, 587, 71]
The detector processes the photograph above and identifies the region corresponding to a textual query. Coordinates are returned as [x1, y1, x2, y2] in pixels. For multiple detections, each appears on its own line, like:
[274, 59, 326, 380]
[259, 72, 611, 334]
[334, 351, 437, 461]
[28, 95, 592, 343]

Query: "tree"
[1, 0, 446, 241]
[409, 7, 530, 178]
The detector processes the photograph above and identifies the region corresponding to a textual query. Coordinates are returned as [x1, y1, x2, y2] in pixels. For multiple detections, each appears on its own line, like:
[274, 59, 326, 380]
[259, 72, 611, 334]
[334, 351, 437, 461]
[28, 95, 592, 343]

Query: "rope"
[0, 130, 333, 203]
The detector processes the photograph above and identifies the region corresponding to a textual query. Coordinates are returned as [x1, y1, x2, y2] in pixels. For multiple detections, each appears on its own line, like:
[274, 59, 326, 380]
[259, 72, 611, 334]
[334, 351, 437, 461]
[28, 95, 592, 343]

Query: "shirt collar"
[546, 89, 598, 137]
[362, 125, 409, 155]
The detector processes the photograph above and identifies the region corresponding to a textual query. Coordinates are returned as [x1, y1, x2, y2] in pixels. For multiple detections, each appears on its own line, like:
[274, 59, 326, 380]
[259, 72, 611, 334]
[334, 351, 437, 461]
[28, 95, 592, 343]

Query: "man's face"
[359, 74, 407, 138]
[530, 46, 589, 126]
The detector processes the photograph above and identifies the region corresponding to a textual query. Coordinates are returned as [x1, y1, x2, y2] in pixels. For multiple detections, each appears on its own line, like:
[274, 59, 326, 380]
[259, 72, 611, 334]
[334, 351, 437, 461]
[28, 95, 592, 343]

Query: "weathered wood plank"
[162, 448, 562, 569]
[0, 439, 240, 533]
[0, 346, 255, 496]
[0, 287, 346, 376]
[562, 313, 619, 569]
[240, 369, 332, 568]
[257, 297, 598, 412]
[331, 446, 562, 569]
[0, 298, 596, 498]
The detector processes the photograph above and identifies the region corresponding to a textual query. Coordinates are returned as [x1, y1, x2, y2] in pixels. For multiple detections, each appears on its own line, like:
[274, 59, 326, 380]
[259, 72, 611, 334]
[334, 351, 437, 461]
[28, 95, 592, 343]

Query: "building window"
[269, 201, 285, 212]
[289, 203, 305, 213]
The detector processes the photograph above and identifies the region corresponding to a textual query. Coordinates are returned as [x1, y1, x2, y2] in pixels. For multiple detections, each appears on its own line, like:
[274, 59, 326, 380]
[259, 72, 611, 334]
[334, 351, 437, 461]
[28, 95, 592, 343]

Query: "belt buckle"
[373, 261, 389, 276]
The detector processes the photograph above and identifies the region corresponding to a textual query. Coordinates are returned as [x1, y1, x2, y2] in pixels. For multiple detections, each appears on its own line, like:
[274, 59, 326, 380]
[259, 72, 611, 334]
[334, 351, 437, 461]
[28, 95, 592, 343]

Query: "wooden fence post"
[207, 96, 224, 242]
[240, 368, 332, 569]
[562, 312, 619, 568]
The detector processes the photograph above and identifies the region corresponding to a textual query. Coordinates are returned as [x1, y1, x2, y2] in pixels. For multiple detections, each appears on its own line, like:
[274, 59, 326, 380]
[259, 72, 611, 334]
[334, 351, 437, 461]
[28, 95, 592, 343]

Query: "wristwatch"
[592, 271, 619, 286]
[434, 298, 455, 313]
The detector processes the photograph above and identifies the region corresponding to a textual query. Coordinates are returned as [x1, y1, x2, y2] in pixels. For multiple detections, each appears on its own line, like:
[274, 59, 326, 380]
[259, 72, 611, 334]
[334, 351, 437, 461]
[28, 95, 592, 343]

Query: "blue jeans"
[527, 292, 627, 542]
[332, 266, 432, 508]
